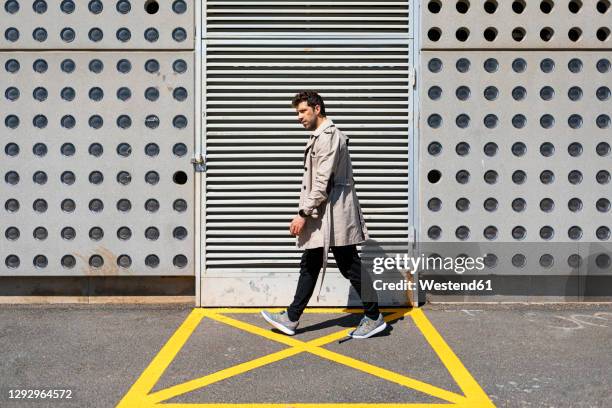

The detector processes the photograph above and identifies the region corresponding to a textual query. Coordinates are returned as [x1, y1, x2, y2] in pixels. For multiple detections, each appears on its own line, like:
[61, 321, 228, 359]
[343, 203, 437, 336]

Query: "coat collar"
[305, 118, 334, 151]
[312, 118, 334, 137]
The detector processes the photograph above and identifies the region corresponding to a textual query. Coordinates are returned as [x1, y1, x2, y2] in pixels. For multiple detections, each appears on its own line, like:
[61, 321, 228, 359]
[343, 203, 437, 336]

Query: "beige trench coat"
[296, 119, 369, 299]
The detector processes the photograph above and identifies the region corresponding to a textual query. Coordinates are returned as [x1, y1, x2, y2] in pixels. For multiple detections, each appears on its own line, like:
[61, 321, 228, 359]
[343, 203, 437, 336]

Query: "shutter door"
[200, 2, 413, 306]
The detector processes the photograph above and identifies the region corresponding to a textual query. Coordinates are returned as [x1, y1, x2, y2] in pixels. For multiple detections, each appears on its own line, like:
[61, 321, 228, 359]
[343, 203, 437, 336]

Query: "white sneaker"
[261, 310, 299, 336]
[349, 313, 387, 339]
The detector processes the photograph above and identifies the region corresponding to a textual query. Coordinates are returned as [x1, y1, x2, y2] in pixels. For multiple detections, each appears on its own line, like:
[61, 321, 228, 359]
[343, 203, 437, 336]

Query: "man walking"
[261, 91, 386, 339]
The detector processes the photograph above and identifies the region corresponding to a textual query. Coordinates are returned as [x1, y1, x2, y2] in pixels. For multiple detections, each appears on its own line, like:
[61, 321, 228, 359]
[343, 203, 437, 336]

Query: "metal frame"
[196, 0, 417, 307]
[195, 0, 205, 306]
[409, 0, 421, 305]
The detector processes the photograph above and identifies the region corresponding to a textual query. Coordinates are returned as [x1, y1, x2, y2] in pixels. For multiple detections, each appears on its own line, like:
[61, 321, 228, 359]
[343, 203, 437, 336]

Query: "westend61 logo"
[369, 254, 492, 293]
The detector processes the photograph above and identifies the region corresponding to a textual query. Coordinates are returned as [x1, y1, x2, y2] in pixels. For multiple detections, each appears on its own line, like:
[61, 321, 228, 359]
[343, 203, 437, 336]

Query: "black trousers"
[287, 244, 380, 322]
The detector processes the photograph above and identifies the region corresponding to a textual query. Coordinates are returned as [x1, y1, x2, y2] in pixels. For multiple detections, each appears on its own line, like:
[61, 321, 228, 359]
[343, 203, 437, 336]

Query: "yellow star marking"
[117, 308, 495, 408]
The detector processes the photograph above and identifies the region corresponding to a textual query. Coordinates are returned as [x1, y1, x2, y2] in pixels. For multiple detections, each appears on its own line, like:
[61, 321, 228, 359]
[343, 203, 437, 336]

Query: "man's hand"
[289, 215, 306, 236]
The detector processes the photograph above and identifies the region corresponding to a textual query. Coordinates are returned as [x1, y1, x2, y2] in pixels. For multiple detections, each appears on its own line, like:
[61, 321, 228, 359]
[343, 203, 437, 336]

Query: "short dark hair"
[291, 91, 326, 116]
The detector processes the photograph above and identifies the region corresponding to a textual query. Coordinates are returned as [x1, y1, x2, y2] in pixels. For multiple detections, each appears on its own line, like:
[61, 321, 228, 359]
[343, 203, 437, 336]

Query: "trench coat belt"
[316, 196, 332, 302]
[315, 178, 353, 301]
[332, 177, 353, 187]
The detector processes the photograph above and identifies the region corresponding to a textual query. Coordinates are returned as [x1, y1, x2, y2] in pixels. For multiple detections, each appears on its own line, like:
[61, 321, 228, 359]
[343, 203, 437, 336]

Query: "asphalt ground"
[0, 303, 611, 408]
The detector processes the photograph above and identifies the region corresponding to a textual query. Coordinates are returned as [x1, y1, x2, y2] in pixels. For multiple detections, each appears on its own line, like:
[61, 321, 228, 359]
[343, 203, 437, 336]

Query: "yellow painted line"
[157, 404, 457, 407]
[300, 309, 467, 404]
[150, 345, 463, 407]
[149, 309, 465, 405]
[411, 309, 495, 408]
[146, 309, 371, 404]
[305, 346, 467, 405]
[203, 307, 414, 314]
[204, 310, 309, 348]
[146, 347, 305, 405]
[145, 312, 311, 404]
[307, 310, 409, 347]
[203, 309, 410, 350]
[119, 307, 492, 408]
[116, 309, 205, 408]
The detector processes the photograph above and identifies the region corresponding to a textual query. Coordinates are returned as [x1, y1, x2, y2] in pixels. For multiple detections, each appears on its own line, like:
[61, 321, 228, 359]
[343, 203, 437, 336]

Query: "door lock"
[191, 154, 206, 172]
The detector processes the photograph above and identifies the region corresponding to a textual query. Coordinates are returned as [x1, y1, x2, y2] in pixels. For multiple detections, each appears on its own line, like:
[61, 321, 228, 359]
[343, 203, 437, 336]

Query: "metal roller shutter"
[205, 0, 410, 37]
[199, 2, 414, 306]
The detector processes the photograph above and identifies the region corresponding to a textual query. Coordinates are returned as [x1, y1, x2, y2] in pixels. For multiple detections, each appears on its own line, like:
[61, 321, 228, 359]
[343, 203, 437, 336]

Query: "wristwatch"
[298, 209, 309, 218]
